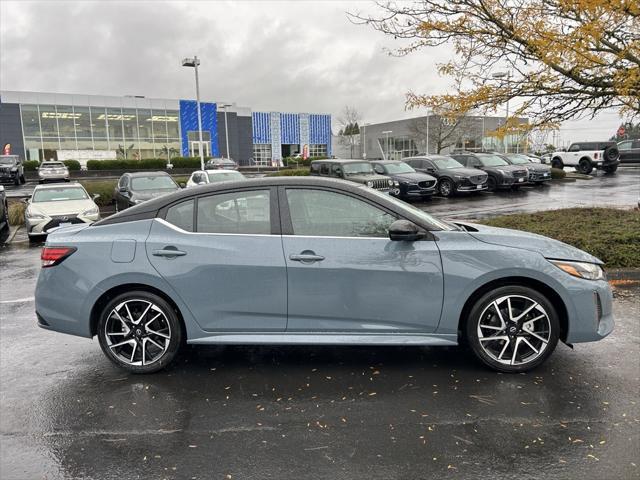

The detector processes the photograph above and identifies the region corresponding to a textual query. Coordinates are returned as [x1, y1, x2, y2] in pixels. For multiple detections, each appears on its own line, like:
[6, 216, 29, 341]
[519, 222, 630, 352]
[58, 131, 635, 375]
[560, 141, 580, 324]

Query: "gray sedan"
[35, 177, 613, 374]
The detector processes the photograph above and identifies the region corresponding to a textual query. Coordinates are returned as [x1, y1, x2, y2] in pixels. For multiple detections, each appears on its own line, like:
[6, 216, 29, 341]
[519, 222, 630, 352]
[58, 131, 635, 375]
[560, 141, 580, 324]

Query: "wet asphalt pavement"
[1, 242, 639, 479]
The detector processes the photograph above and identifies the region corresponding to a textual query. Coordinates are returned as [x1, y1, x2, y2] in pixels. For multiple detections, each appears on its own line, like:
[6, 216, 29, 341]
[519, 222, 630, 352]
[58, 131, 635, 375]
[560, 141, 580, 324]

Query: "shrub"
[267, 168, 310, 177]
[282, 156, 328, 167]
[23, 160, 40, 171]
[8, 202, 26, 226]
[550, 167, 566, 179]
[79, 180, 117, 206]
[170, 157, 203, 169]
[62, 160, 81, 171]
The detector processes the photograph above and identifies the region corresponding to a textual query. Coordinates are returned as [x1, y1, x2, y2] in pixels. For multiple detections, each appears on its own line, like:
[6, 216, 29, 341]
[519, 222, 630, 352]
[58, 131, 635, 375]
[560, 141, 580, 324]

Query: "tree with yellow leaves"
[352, 0, 640, 133]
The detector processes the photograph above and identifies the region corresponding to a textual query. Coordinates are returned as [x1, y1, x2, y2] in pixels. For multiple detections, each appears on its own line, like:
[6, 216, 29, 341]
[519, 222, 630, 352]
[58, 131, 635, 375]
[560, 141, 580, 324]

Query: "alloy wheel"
[104, 299, 172, 366]
[439, 180, 452, 197]
[476, 294, 551, 366]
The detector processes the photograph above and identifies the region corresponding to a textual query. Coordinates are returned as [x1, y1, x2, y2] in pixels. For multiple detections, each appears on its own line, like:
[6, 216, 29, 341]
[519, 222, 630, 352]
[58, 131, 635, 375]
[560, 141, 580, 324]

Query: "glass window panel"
[21, 105, 40, 137]
[90, 107, 108, 138]
[74, 106, 92, 138]
[122, 108, 138, 142]
[106, 108, 124, 141]
[24, 137, 42, 161]
[137, 109, 153, 138]
[138, 139, 155, 159]
[252, 144, 272, 166]
[92, 139, 109, 151]
[56, 105, 76, 137]
[76, 139, 94, 151]
[166, 110, 179, 138]
[59, 137, 77, 150]
[152, 109, 168, 139]
[286, 189, 396, 237]
[166, 199, 194, 232]
[197, 190, 271, 234]
[39, 105, 59, 137]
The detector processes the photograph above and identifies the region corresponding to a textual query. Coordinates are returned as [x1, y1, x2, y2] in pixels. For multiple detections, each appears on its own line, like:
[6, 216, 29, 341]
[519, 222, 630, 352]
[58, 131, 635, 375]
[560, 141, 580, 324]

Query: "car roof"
[310, 159, 368, 164]
[125, 171, 172, 178]
[97, 177, 373, 226]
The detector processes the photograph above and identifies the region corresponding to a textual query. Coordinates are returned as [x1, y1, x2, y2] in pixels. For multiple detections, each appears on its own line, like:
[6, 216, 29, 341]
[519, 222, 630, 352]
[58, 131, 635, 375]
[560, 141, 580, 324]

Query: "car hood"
[131, 189, 179, 201]
[455, 222, 602, 264]
[30, 199, 97, 216]
[445, 167, 487, 177]
[482, 164, 526, 173]
[390, 172, 437, 182]
[524, 163, 551, 172]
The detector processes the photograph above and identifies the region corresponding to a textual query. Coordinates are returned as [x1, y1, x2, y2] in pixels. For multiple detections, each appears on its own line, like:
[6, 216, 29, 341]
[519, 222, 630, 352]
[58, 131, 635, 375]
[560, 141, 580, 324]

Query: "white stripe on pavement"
[0, 297, 35, 304]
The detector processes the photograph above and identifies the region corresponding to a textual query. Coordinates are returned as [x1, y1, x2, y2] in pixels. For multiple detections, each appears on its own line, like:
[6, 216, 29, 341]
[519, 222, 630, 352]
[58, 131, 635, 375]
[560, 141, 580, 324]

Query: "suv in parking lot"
[551, 142, 619, 174]
[310, 159, 397, 193]
[370, 160, 437, 200]
[404, 155, 488, 197]
[0, 155, 26, 185]
[450, 152, 528, 191]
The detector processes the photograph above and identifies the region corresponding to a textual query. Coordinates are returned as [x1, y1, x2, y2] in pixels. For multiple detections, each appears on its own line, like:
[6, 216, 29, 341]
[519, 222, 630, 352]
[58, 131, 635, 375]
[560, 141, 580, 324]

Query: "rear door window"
[197, 190, 271, 234]
[165, 199, 194, 232]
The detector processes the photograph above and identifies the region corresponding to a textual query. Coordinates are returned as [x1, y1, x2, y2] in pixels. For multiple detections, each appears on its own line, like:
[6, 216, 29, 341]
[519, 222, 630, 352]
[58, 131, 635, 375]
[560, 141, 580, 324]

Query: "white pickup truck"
[550, 141, 620, 174]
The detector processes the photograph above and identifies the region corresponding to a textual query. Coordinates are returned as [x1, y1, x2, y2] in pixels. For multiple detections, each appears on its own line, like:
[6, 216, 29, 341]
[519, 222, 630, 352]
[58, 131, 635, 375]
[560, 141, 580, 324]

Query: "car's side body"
[617, 139, 640, 164]
[369, 160, 438, 200]
[0, 185, 8, 243]
[113, 171, 180, 210]
[36, 178, 613, 354]
[551, 142, 620, 174]
[403, 155, 488, 196]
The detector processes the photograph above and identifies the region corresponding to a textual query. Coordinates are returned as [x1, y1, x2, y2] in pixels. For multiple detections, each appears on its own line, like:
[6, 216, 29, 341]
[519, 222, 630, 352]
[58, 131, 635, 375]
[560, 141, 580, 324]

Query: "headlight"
[366, 181, 373, 187]
[81, 206, 99, 217]
[388, 179, 394, 187]
[550, 260, 605, 281]
[25, 208, 45, 220]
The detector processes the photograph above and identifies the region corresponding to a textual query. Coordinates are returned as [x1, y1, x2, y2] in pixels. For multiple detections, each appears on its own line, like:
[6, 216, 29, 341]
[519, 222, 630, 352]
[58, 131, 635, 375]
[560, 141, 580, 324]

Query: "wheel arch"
[90, 283, 187, 338]
[457, 276, 569, 343]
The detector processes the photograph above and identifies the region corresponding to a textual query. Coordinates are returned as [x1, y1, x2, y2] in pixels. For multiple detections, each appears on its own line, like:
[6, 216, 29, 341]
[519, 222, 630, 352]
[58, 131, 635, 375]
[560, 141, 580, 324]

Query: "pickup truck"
[550, 142, 619, 174]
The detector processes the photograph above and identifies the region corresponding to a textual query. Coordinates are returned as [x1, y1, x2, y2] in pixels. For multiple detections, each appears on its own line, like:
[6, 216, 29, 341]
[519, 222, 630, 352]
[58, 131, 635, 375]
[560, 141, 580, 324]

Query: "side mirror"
[388, 220, 425, 242]
[92, 194, 100, 200]
[197, 181, 206, 186]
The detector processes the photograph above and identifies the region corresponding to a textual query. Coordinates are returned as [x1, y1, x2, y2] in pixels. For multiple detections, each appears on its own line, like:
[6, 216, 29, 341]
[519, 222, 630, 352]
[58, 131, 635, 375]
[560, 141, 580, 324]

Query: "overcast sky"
[0, 0, 623, 144]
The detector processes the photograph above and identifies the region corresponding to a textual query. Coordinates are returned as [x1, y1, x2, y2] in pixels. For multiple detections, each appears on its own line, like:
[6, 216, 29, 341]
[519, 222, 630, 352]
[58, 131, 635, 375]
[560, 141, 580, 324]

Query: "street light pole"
[361, 123, 370, 159]
[492, 70, 512, 153]
[182, 56, 205, 170]
[221, 103, 233, 159]
[382, 130, 392, 160]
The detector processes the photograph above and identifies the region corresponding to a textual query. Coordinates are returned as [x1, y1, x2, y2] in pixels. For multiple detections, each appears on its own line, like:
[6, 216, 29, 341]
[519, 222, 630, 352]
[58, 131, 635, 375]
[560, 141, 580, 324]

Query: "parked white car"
[550, 142, 620, 174]
[25, 183, 100, 242]
[186, 169, 245, 188]
[38, 161, 70, 183]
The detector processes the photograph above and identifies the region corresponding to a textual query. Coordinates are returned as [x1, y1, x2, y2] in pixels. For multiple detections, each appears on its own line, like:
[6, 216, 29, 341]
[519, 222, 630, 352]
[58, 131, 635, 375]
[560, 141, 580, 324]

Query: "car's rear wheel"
[438, 178, 454, 197]
[578, 158, 593, 175]
[97, 291, 183, 374]
[465, 286, 559, 373]
[551, 158, 563, 169]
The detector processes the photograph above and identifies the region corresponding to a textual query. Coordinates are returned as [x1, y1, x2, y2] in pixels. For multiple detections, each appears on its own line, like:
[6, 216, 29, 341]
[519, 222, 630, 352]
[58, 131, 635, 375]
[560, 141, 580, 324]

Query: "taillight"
[41, 246, 76, 268]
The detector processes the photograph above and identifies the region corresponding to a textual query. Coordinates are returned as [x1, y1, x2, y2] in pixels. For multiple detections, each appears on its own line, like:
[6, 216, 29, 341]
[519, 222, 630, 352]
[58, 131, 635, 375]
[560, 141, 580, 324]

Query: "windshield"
[432, 157, 464, 169]
[207, 171, 244, 182]
[478, 155, 509, 167]
[383, 162, 415, 174]
[41, 162, 65, 168]
[33, 187, 88, 202]
[0, 157, 17, 165]
[366, 188, 454, 231]
[343, 162, 374, 175]
[506, 154, 530, 165]
[131, 175, 179, 191]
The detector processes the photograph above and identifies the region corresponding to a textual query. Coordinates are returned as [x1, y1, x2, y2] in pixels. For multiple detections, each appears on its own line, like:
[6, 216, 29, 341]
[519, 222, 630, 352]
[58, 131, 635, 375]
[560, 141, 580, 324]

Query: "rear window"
[40, 162, 65, 168]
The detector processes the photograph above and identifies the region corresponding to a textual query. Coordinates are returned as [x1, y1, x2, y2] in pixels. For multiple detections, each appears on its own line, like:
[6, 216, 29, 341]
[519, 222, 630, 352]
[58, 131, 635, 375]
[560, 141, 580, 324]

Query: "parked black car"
[450, 152, 528, 191]
[404, 155, 488, 197]
[498, 153, 552, 184]
[205, 158, 238, 170]
[0, 155, 25, 186]
[114, 171, 181, 211]
[0, 185, 9, 243]
[618, 139, 640, 163]
[310, 159, 397, 194]
[370, 160, 437, 200]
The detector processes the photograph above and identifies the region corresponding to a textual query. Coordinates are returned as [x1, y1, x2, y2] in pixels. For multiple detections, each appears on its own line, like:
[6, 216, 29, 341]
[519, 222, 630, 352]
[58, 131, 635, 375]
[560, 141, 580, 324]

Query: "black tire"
[13, 176, 19, 186]
[19, 174, 26, 184]
[0, 203, 9, 244]
[97, 291, 183, 374]
[578, 158, 593, 175]
[486, 176, 498, 192]
[551, 158, 563, 169]
[603, 164, 618, 174]
[511, 184, 520, 191]
[465, 285, 559, 373]
[438, 178, 455, 197]
[603, 145, 619, 162]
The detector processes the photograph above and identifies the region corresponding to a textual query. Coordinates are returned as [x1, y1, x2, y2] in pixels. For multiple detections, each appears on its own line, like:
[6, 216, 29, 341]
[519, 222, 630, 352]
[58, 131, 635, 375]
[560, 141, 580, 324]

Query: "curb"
[607, 268, 640, 281]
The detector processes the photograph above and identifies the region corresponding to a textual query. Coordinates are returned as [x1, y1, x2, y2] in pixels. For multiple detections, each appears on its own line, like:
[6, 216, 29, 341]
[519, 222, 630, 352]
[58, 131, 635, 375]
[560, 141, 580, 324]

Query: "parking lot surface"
[1, 243, 638, 479]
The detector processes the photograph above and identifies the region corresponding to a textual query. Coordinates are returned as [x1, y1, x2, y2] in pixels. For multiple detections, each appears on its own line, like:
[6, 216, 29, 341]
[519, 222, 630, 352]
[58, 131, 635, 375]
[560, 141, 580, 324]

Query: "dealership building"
[0, 90, 332, 166]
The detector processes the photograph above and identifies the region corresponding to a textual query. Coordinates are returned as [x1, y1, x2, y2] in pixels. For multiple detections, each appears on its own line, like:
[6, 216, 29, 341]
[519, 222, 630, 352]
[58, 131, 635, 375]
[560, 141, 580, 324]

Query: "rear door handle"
[289, 252, 325, 263]
[152, 247, 187, 258]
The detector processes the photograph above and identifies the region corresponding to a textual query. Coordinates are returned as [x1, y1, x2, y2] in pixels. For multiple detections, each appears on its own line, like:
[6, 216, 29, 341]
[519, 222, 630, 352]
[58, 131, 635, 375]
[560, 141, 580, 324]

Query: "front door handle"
[289, 251, 325, 263]
[152, 247, 187, 258]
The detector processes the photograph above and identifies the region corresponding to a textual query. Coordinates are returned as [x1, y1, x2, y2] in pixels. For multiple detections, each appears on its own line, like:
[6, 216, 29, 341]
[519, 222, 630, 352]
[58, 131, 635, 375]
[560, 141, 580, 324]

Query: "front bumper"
[26, 212, 99, 235]
[398, 184, 437, 197]
[0, 172, 19, 183]
[565, 279, 614, 343]
[529, 171, 552, 182]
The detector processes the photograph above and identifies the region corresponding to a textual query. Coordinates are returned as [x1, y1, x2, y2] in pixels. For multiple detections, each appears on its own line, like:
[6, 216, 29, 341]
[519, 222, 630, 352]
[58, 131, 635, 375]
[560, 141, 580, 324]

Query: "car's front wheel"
[465, 286, 559, 373]
[97, 291, 183, 374]
[438, 178, 454, 197]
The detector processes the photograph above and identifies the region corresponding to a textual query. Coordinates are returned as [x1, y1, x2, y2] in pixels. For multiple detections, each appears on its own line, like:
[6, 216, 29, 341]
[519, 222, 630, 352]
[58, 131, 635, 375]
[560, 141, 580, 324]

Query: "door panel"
[146, 191, 286, 332]
[281, 188, 444, 333]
